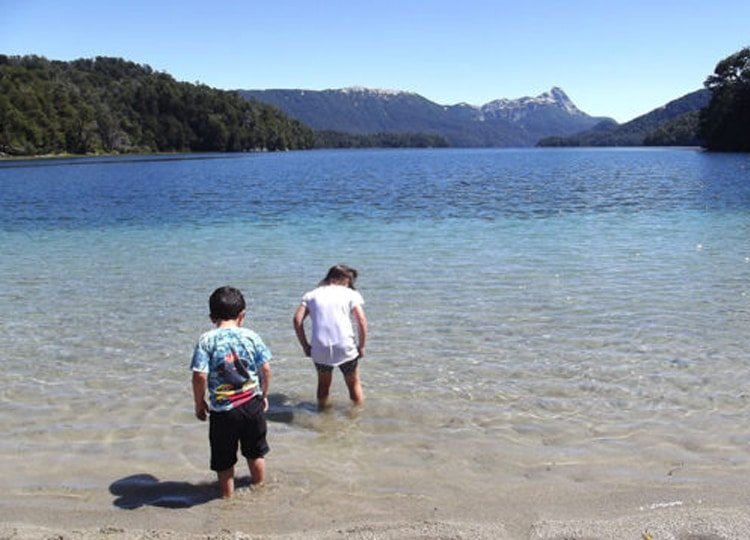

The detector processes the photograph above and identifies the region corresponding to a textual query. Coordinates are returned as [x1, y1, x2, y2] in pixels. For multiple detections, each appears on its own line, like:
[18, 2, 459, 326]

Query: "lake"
[1, 147, 750, 535]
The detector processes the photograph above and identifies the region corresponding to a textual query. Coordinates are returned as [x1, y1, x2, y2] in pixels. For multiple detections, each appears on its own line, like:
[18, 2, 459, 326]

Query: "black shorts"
[315, 357, 359, 376]
[208, 396, 269, 472]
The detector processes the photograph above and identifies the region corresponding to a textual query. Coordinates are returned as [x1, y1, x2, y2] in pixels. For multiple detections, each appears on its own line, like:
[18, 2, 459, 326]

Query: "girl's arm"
[293, 305, 312, 356]
[353, 305, 368, 358]
[260, 362, 271, 411]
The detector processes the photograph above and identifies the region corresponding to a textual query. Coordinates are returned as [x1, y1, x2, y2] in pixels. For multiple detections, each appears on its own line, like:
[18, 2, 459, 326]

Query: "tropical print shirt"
[191, 327, 271, 412]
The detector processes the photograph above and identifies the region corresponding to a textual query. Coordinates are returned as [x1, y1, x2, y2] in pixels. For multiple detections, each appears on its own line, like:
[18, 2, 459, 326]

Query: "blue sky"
[2, 0, 748, 122]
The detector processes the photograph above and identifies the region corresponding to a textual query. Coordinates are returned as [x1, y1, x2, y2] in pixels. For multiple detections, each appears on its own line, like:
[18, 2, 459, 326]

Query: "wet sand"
[3, 510, 750, 540]
[2, 479, 750, 540]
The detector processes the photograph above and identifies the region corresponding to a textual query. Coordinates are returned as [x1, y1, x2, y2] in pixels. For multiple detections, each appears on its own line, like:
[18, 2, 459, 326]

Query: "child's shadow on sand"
[110, 395, 315, 509]
[110, 473, 252, 509]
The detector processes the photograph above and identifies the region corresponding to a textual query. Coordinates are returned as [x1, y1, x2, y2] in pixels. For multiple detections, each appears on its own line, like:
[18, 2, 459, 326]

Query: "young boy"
[191, 286, 272, 498]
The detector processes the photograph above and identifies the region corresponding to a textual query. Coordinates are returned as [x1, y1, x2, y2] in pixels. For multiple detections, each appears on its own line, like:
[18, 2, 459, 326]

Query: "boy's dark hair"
[209, 286, 246, 321]
[320, 264, 358, 289]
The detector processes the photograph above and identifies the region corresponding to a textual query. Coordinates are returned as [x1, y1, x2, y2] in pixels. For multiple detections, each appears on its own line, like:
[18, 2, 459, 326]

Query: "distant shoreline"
[0, 145, 710, 163]
[0, 151, 255, 168]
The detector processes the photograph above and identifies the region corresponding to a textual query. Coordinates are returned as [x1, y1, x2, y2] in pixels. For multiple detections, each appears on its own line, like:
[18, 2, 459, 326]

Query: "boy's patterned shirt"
[191, 327, 271, 412]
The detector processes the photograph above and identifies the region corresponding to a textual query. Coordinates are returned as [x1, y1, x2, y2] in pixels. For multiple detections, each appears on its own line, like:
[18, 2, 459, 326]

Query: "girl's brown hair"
[320, 264, 358, 289]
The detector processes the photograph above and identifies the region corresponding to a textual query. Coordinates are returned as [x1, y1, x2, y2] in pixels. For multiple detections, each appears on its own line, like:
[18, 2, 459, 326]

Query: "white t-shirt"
[301, 284, 364, 366]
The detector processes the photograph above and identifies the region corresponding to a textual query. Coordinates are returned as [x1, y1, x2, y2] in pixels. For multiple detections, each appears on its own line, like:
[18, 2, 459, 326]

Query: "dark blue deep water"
[2, 148, 750, 231]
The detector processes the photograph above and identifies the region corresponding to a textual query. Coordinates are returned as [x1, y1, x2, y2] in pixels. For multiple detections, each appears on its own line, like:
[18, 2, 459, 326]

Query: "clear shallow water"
[1, 148, 750, 525]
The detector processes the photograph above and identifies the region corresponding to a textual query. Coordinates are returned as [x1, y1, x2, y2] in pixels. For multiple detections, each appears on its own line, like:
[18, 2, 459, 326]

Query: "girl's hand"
[262, 397, 269, 412]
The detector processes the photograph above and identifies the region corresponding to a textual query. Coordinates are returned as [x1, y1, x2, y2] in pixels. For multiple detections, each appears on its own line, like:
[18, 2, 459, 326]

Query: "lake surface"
[1, 148, 750, 533]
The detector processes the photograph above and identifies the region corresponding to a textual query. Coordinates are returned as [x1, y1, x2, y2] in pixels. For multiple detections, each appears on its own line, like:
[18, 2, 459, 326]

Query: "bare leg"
[248, 457, 265, 486]
[217, 466, 235, 498]
[317, 370, 333, 410]
[344, 368, 364, 406]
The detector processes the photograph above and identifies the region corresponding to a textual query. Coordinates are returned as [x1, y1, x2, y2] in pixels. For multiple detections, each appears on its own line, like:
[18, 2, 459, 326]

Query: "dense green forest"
[700, 47, 750, 152]
[644, 110, 703, 146]
[0, 55, 316, 156]
[314, 130, 448, 148]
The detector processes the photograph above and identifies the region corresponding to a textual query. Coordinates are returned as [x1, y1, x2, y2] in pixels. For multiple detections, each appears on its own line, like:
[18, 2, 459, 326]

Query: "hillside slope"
[537, 89, 711, 147]
[239, 87, 609, 147]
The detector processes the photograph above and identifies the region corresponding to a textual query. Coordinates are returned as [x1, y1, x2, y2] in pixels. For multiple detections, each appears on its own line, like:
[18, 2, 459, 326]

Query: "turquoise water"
[1, 148, 750, 524]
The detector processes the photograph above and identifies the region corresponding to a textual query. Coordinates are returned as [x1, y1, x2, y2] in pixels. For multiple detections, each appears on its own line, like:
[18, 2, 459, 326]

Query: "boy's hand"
[262, 397, 269, 412]
[192, 371, 209, 421]
[195, 400, 209, 421]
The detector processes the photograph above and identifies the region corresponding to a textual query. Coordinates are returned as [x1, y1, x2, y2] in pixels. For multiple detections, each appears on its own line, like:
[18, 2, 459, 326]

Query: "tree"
[0, 55, 316, 156]
[701, 47, 750, 152]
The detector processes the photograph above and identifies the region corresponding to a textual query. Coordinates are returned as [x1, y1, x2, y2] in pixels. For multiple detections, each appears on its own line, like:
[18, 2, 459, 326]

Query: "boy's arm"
[260, 362, 271, 411]
[353, 305, 368, 358]
[293, 305, 311, 356]
[192, 371, 209, 421]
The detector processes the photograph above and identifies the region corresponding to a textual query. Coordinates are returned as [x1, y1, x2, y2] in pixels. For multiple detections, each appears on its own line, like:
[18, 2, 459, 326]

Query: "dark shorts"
[315, 357, 359, 376]
[208, 396, 269, 472]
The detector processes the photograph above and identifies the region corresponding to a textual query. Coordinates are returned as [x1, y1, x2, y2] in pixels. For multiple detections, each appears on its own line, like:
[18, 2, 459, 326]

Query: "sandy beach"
[3, 476, 750, 540]
[3, 507, 750, 540]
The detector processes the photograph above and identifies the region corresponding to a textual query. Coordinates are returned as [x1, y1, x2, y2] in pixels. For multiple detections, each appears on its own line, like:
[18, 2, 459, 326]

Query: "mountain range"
[239, 87, 612, 147]
[537, 89, 711, 147]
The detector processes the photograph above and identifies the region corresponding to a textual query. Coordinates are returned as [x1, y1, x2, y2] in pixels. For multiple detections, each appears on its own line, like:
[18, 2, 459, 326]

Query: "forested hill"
[0, 55, 316, 156]
[535, 46, 750, 151]
[537, 89, 711, 147]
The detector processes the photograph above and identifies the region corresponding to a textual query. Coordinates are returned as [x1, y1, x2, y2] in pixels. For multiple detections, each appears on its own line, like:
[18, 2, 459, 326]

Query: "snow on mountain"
[333, 86, 581, 113]
[480, 87, 584, 119]
[338, 86, 414, 98]
[238, 85, 609, 147]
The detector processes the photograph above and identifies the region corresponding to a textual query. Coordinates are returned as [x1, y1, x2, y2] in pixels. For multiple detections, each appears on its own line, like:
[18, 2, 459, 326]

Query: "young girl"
[293, 265, 368, 408]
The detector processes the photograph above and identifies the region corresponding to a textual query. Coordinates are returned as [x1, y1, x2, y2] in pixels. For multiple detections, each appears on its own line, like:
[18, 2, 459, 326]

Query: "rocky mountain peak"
[480, 87, 583, 117]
